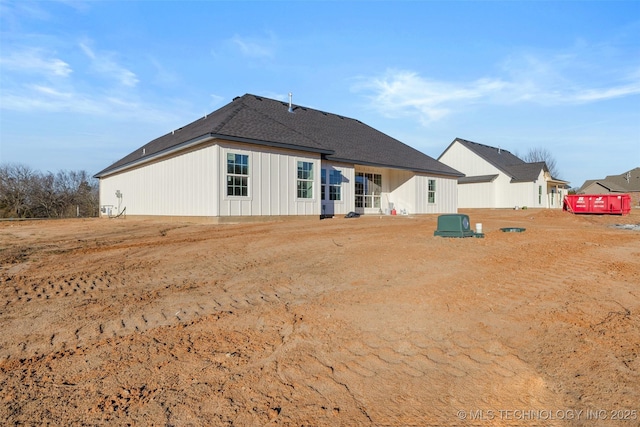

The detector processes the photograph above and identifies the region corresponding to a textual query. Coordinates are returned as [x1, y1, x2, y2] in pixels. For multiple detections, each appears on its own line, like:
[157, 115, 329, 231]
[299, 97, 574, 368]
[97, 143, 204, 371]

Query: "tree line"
[0, 163, 99, 219]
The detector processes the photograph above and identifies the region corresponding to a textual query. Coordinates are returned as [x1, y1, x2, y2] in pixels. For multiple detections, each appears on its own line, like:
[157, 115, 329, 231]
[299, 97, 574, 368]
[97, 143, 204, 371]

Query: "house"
[437, 138, 569, 209]
[94, 94, 463, 221]
[579, 167, 640, 207]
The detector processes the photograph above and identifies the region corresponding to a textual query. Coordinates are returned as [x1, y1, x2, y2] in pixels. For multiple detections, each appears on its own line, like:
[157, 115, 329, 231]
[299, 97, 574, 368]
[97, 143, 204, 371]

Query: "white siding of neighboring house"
[457, 181, 496, 208]
[480, 170, 547, 209]
[439, 142, 503, 177]
[439, 142, 506, 208]
[545, 172, 568, 209]
[547, 187, 564, 209]
[440, 142, 562, 209]
[500, 179, 539, 209]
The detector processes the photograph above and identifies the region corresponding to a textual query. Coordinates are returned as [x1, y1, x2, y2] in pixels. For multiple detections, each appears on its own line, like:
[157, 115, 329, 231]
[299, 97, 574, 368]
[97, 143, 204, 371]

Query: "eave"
[94, 133, 334, 179]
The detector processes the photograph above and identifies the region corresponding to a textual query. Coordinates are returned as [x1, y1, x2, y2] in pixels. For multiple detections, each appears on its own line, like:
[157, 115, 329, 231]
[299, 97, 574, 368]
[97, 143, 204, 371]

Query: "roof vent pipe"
[288, 92, 294, 113]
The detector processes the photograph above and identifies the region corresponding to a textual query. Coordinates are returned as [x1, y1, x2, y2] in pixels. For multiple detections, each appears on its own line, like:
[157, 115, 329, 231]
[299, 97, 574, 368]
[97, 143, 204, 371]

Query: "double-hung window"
[328, 170, 342, 201]
[538, 185, 542, 204]
[297, 161, 314, 199]
[227, 153, 249, 197]
[428, 179, 436, 204]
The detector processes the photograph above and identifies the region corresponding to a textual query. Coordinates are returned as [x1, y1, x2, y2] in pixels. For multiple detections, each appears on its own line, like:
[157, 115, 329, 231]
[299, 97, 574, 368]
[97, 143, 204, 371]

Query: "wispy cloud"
[79, 40, 139, 87]
[148, 56, 179, 86]
[29, 84, 73, 98]
[573, 82, 640, 102]
[0, 48, 72, 78]
[0, 0, 51, 23]
[498, 51, 640, 104]
[354, 36, 640, 126]
[352, 70, 511, 125]
[353, 55, 640, 125]
[1, 82, 180, 124]
[227, 32, 277, 59]
[0, 46, 173, 123]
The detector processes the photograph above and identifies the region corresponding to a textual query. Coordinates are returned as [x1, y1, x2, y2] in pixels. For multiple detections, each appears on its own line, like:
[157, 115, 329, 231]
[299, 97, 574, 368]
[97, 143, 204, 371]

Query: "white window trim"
[296, 159, 316, 201]
[427, 178, 436, 204]
[224, 149, 252, 200]
[329, 169, 342, 202]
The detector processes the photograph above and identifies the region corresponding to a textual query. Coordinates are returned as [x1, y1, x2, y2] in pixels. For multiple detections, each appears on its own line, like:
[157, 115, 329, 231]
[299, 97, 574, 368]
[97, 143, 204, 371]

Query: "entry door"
[321, 168, 343, 216]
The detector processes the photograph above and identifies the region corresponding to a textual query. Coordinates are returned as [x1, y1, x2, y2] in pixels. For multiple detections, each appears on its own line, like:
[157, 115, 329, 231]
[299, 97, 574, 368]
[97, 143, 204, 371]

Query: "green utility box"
[434, 214, 484, 238]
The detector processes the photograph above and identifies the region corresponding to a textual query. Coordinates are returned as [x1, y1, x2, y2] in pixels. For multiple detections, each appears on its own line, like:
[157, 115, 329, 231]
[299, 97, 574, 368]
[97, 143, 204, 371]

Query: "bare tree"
[58, 170, 99, 217]
[30, 171, 61, 217]
[0, 163, 37, 218]
[522, 147, 560, 179]
[0, 163, 99, 218]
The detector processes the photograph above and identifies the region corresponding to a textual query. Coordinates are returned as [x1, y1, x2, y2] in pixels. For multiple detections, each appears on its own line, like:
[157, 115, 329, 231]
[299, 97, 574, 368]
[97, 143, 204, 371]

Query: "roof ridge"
[245, 93, 363, 123]
[457, 137, 515, 155]
[212, 103, 243, 134]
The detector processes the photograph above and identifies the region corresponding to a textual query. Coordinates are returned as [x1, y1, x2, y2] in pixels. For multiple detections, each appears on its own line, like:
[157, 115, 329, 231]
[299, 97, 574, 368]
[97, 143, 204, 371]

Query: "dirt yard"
[1, 209, 639, 426]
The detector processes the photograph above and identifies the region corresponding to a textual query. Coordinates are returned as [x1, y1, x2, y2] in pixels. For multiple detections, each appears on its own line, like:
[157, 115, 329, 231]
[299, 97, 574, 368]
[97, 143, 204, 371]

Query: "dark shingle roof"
[603, 167, 640, 191]
[95, 94, 462, 178]
[597, 181, 630, 192]
[578, 167, 640, 193]
[440, 138, 550, 183]
[508, 162, 548, 182]
[579, 167, 640, 192]
[458, 174, 499, 184]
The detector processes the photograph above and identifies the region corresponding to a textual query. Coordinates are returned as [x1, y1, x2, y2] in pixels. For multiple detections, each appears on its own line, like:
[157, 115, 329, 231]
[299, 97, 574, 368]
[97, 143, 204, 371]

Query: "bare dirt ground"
[1, 208, 639, 426]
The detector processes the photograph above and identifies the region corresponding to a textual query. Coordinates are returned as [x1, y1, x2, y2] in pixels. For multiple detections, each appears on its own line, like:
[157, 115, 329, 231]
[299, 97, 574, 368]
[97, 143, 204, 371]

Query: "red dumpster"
[563, 194, 631, 215]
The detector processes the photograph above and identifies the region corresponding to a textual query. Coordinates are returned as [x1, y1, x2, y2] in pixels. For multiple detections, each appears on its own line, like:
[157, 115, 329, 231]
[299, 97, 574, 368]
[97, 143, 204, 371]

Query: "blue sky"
[1, 0, 639, 188]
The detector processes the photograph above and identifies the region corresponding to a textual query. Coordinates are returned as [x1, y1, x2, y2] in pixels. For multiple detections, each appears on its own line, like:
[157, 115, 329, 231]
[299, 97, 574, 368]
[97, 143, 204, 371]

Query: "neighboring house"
[94, 94, 463, 220]
[437, 138, 570, 209]
[579, 167, 640, 207]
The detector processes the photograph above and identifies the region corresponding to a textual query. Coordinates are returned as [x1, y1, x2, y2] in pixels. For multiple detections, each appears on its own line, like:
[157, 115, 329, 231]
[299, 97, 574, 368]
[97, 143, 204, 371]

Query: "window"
[328, 170, 342, 201]
[428, 179, 436, 204]
[355, 172, 381, 208]
[538, 185, 542, 204]
[227, 153, 249, 197]
[297, 161, 314, 199]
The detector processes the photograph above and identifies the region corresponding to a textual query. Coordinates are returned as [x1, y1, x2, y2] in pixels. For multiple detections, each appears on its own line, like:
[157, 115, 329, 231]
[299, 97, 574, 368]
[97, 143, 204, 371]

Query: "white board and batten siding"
[351, 166, 457, 215]
[498, 170, 546, 209]
[439, 142, 504, 208]
[386, 169, 458, 214]
[440, 142, 501, 178]
[439, 142, 553, 209]
[99, 140, 323, 218]
[218, 141, 320, 216]
[457, 182, 496, 208]
[99, 143, 218, 217]
[415, 173, 458, 214]
[461, 173, 547, 209]
[99, 139, 459, 218]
